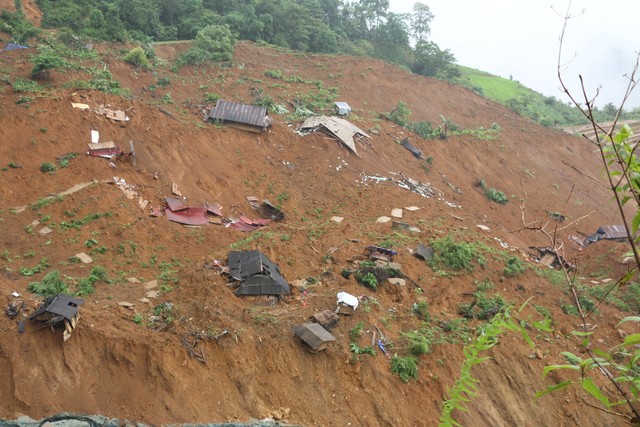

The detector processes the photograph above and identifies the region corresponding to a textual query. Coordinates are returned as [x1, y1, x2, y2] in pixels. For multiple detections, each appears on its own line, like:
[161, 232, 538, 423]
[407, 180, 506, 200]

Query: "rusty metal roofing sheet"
[166, 197, 187, 211]
[205, 202, 222, 216]
[293, 322, 335, 350]
[207, 100, 271, 129]
[166, 207, 208, 226]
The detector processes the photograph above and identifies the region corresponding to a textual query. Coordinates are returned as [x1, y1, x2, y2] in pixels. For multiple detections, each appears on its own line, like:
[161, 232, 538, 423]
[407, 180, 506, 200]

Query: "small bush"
[413, 301, 430, 322]
[12, 78, 41, 93]
[402, 331, 431, 356]
[31, 45, 68, 77]
[28, 270, 69, 297]
[485, 187, 509, 204]
[356, 271, 378, 289]
[40, 162, 56, 174]
[391, 355, 418, 383]
[123, 47, 151, 70]
[430, 236, 484, 272]
[350, 343, 376, 355]
[264, 69, 283, 79]
[504, 255, 526, 277]
[349, 321, 365, 342]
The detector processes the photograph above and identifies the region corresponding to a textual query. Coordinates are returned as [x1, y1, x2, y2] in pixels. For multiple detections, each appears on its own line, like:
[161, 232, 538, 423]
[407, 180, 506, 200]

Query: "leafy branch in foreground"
[439, 306, 533, 426]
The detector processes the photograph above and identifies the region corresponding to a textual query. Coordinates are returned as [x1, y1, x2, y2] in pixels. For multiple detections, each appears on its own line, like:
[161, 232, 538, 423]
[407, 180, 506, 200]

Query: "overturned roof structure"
[29, 294, 84, 341]
[530, 247, 575, 271]
[293, 322, 336, 352]
[228, 250, 290, 296]
[207, 100, 272, 133]
[299, 115, 370, 156]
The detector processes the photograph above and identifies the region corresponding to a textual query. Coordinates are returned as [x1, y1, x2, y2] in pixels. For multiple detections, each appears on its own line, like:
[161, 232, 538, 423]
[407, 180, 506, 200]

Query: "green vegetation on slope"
[458, 66, 640, 127]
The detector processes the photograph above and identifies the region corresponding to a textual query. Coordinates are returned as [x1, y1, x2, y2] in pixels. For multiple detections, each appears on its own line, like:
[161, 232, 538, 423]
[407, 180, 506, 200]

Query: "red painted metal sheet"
[87, 147, 122, 158]
[166, 207, 208, 226]
[238, 214, 271, 226]
[229, 222, 260, 232]
[205, 202, 223, 216]
[166, 197, 187, 211]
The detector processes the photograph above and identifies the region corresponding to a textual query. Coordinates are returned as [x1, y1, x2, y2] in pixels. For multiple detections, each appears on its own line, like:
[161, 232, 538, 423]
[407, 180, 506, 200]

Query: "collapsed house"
[530, 247, 575, 271]
[299, 115, 370, 156]
[228, 250, 290, 296]
[207, 100, 272, 133]
[569, 224, 629, 248]
[293, 322, 336, 353]
[28, 294, 84, 341]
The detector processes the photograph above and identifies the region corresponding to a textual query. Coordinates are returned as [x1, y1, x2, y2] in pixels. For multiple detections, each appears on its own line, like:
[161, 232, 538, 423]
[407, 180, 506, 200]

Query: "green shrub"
[391, 355, 418, 383]
[385, 101, 410, 127]
[356, 271, 378, 289]
[430, 236, 484, 272]
[12, 78, 41, 93]
[264, 69, 283, 79]
[350, 343, 376, 355]
[402, 331, 431, 356]
[349, 321, 365, 342]
[28, 270, 69, 297]
[459, 292, 507, 320]
[40, 162, 56, 174]
[485, 187, 509, 204]
[503, 255, 526, 276]
[123, 46, 151, 70]
[31, 45, 68, 77]
[413, 301, 430, 321]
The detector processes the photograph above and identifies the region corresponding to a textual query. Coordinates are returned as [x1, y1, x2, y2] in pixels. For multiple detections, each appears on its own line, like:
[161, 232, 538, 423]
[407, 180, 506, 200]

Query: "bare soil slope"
[0, 39, 634, 426]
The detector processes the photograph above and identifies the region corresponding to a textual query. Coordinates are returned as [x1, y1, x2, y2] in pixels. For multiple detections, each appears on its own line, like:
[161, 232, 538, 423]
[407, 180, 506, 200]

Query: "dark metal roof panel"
[30, 294, 84, 320]
[207, 100, 270, 128]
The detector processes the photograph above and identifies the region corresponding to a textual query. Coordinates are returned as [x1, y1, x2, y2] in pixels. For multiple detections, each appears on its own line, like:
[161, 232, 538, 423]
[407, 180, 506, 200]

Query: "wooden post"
[129, 140, 137, 166]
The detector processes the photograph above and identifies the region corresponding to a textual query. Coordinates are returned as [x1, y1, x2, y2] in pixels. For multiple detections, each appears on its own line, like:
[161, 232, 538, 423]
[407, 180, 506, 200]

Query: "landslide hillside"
[0, 36, 635, 426]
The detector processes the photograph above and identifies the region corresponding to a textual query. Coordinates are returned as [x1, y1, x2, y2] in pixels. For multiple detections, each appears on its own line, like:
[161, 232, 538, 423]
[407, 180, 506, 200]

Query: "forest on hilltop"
[2, 0, 639, 127]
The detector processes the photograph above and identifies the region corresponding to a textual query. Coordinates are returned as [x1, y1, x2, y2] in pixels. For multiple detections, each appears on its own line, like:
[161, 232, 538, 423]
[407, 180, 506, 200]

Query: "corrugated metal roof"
[293, 323, 335, 350]
[228, 250, 290, 296]
[29, 294, 84, 321]
[165, 207, 209, 226]
[207, 100, 271, 129]
[300, 116, 369, 155]
[597, 225, 627, 240]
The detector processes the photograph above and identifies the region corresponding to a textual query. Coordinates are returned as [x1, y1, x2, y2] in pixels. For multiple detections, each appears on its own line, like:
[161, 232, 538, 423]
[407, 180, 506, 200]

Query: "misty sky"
[389, 0, 640, 109]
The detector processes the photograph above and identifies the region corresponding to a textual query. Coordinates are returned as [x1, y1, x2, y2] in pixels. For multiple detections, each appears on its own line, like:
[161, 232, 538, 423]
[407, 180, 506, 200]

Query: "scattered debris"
[391, 221, 410, 231]
[74, 252, 93, 264]
[311, 309, 339, 329]
[400, 137, 423, 159]
[28, 294, 84, 341]
[37, 226, 52, 236]
[376, 216, 392, 223]
[387, 278, 406, 286]
[476, 224, 491, 231]
[96, 105, 129, 122]
[413, 244, 434, 261]
[570, 224, 629, 248]
[71, 102, 90, 110]
[360, 173, 440, 198]
[331, 216, 344, 223]
[365, 245, 397, 262]
[228, 250, 290, 297]
[117, 302, 135, 309]
[391, 208, 403, 218]
[530, 246, 575, 271]
[293, 322, 335, 353]
[87, 141, 122, 158]
[0, 42, 28, 52]
[405, 206, 420, 212]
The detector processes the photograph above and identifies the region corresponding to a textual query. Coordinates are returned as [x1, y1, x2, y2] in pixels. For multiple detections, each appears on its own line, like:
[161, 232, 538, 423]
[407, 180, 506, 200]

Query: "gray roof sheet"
[228, 250, 290, 296]
[29, 294, 84, 320]
[207, 100, 271, 129]
[293, 322, 335, 349]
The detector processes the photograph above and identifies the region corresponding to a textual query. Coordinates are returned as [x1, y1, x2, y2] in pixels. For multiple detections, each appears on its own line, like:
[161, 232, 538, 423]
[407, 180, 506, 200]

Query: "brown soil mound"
[0, 38, 634, 426]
